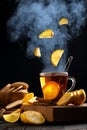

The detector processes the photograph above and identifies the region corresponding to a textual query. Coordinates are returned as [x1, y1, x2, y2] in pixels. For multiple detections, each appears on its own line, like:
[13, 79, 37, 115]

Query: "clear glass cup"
[40, 72, 76, 99]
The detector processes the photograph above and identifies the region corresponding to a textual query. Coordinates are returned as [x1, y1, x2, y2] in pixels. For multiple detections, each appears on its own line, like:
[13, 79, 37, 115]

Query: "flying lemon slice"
[34, 47, 41, 57]
[58, 18, 69, 25]
[51, 49, 64, 66]
[39, 29, 54, 38]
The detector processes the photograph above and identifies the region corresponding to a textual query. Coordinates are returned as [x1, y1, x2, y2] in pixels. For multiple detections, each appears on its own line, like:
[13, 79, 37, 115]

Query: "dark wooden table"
[0, 120, 87, 130]
[1, 104, 87, 130]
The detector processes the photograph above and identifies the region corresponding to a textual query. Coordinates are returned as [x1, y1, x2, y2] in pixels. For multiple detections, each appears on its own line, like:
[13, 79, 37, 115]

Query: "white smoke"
[7, 0, 87, 72]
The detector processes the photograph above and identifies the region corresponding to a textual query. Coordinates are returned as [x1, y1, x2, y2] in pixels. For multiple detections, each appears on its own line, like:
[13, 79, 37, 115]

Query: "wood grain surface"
[21, 103, 87, 122]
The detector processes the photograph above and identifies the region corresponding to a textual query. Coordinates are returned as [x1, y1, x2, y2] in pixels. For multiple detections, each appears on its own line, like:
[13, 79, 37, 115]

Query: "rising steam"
[7, 0, 87, 72]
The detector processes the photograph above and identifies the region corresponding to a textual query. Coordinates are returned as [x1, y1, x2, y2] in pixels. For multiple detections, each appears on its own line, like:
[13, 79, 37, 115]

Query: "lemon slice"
[34, 47, 41, 57]
[42, 81, 60, 99]
[56, 92, 73, 106]
[11, 108, 21, 114]
[39, 29, 54, 38]
[51, 49, 64, 66]
[20, 111, 45, 124]
[3, 113, 20, 123]
[58, 18, 69, 25]
[22, 93, 34, 105]
[72, 89, 86, 105]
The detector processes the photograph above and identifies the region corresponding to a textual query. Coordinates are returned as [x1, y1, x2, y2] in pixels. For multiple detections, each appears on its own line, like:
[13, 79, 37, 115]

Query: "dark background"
[0, 0, 87, 96]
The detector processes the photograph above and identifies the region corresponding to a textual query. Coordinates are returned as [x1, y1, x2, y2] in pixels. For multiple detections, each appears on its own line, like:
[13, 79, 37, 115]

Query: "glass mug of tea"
[39, 72, 76, 100]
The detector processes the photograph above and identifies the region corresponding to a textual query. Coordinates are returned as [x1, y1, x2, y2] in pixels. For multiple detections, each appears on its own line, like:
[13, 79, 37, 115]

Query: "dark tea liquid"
[40, 72, 68, 92]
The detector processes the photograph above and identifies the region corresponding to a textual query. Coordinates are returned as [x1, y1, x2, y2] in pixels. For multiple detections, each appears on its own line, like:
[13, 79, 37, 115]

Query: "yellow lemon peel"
[39, 29, 54, 38]
[51, 49, 64, 66]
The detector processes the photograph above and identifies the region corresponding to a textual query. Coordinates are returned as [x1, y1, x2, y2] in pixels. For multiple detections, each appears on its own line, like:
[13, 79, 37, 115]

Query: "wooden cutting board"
[21, 103, 87, 122]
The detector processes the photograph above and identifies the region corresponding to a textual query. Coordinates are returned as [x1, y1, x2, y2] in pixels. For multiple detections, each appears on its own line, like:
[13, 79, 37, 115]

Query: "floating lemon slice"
[20, 111, 45, 124]
[42, 81, 60, 99]
[39, 29, 54, 38]
[58, 18, 69, 25]
[51, 49, 64, 66]
[34, 47, 41, 57]
[3, 113, 20, 123]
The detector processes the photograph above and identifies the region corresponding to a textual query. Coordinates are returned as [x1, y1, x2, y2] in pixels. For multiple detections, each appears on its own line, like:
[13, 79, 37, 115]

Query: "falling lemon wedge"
[39, 29, 54, 38]
[51, 49, 64, 66]
[58, 18, 69, 25]
[34, 47, 41, 57]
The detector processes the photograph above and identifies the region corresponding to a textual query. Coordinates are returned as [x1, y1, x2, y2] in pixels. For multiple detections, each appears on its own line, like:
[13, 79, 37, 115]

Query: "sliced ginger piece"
[58, 18, 69, 25]
[20, 111, 45, 124]
[42, 81, 60, 99]
[39, 29, 54, 38]
[56, 92, 74, 106]
[34, 47, 41, 57]
[51, 49, 64, 66]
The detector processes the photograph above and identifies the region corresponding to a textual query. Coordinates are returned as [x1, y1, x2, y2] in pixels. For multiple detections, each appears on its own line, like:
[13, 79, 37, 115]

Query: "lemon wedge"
[51, 49, 64, 66]
[11, 108, 21, 114]
[39, 29, 54, 38]
[34, 47, 41, 57]
[56, 92, 73, 106]
[22, 93, 34, 105]
[3, 108, 21, 123]
[3, 113, 20, 123]
[59, 18, 69, 25]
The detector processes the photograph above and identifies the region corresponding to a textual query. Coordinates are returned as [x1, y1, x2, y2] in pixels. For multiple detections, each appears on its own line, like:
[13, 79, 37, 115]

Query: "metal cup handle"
[66, 76, 76, 92]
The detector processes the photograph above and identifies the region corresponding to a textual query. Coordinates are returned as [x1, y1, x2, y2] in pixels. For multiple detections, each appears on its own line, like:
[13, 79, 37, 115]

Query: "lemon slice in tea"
[39, 29, 54, 38]
[42, 81, 60, 99]
[51, 49, 64, 66]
